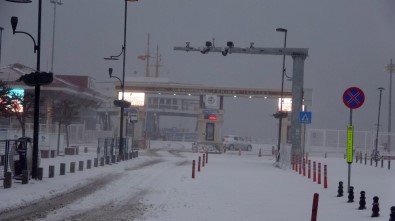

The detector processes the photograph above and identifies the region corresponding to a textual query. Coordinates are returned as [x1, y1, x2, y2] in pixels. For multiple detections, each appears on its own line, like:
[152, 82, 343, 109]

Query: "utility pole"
[0, 27, 3, 66]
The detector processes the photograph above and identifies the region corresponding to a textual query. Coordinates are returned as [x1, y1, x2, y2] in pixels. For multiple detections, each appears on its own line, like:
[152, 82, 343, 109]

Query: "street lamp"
[386, 59, 394, 154]
[7, 0, 53, 179]
[50, 0, 63, 73]
[374, 87, 384, 166]
[275, 27, 287, 163]
[104, 0, 137, 159]
[0, 27, 3, 66]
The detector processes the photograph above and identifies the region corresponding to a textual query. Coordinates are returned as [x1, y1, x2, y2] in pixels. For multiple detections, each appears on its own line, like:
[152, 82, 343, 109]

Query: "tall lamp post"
[7, 0, 44, 179]
[374, 87, 384, 166]
[275, 28, 287, 162]
[0, 27, 4, 66]
[386, 59, 394, 154]
[104, 0, 137, 159]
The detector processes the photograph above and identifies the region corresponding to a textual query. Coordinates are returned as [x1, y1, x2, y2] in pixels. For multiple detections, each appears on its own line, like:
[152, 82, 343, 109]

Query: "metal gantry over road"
[174, 41, 309, 157]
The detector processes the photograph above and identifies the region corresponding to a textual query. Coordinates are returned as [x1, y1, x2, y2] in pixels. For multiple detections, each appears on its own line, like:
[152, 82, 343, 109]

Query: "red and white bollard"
[313, 161, 316, 182]
[324, 164, 328, 189]
[308, 160, 311, 179]
[318, 163, 321, 185]
[192, 160, 195, 179]
[198, 156, 201, 172]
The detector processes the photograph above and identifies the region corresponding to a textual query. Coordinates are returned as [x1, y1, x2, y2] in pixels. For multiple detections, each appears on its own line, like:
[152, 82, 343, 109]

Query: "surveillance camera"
[205, 41, 212, 47]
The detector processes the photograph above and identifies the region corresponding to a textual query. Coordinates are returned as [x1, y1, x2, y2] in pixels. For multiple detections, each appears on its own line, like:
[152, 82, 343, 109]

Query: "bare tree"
[52, 100, 79, 152]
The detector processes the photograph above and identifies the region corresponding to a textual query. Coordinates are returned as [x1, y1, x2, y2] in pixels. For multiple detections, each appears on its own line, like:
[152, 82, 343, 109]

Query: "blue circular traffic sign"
[343, 87, 365, 109]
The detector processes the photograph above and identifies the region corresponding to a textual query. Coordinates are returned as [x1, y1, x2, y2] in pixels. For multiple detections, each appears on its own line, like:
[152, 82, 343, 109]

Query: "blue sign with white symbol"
[299, 111, 312, 124]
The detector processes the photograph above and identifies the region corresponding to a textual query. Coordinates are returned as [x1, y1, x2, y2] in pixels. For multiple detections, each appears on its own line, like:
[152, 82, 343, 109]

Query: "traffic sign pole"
[343, 87, 364, 193]
[347, 109, 353, 193]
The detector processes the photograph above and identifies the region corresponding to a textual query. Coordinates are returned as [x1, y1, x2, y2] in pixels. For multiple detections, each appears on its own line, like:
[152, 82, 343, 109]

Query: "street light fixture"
[374, 87, 384, 166]
[7, 0, 53, 179]
[104, 0, 137, 159]
[275, 27, 287, 163]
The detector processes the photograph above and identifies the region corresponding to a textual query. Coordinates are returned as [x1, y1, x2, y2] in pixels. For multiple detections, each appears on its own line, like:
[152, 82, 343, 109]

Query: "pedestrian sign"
[299, 111, 312, 124]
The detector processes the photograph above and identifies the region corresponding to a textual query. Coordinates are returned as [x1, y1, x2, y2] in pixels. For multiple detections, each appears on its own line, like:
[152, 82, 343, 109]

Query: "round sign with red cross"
[343, 87, 365, 109]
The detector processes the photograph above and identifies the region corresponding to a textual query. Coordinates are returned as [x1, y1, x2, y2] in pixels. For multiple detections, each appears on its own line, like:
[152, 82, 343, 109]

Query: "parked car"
[223, 135, 252, 151]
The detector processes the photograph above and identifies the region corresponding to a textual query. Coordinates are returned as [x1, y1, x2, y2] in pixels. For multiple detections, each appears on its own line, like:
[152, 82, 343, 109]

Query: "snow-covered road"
[0, 141, 394, 221]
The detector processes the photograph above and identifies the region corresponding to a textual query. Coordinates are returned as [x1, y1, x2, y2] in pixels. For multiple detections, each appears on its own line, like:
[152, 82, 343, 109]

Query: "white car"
[223, 135, 252, 151]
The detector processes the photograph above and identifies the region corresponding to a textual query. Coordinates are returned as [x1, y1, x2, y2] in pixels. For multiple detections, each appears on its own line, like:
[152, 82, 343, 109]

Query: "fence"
[97, 137, 135, 159]
[306, 129, 395, 157]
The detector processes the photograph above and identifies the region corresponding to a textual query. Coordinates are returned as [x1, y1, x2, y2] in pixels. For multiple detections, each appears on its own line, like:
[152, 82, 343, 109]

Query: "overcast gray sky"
[1, 0, 394, 140]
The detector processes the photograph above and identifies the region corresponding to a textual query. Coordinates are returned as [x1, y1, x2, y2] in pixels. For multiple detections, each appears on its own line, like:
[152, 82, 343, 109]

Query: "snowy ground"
[0, 141, 394, 221]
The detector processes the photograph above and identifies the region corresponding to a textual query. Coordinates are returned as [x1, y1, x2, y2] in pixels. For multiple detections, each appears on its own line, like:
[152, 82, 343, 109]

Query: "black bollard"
[389, 159, 391, 170]
[94, 158, 98, 167]
[37, 167, 43, 180]
[365, 153, 367, 165]
[347, 186, 354, 203]
[3, 171, 12, 188]
[87, 159, 91, 169]
[371, 157, 373, 166]
[60, 163, 66, 175]
[49, 165, 55, 178]
[337, 181, 344, 197]
[22, 170, 29, 184]
[381, 158, 384, 168]
[78, 161, 84, 171]
[389, 206, 395, 221]
[358, 191, 366, 210]
[70, 162, 75, 173]
[371, 196, 380, 217]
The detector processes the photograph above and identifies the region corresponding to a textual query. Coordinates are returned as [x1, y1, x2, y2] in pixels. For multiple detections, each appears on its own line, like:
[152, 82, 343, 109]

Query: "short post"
[358, 191, 366, 210]
[258, 148, 262, 157]
[371, 196, 380, 217]
[112, 155, 116, 164]
[198, 156, 201, 172]
[70, 162, 75, 173]
[299, 157, 302, 174]
[347, 186, 354, 203]
[323, 164, 328, 189]
[3, 171, 12, 188]
[337, 181, 344, 197]
[87, 159, 91, 169]
[94, 158, 98, 167]
[192, 160, 195, 179]
[206, 151, 208, 164]
[389, 159, 391, 170]
[37, 167, 43, 180]
[313, 161, 316, 182]
[100, 157, 104, 166]
[308, 160, 311, 179]
[202, 154, 205, 167]
[105, 156, 110, 165]
[22, 170, 29, 184]
[60, 163, 66, 175]
[365, 153, 367, 165]
[49, 165, 55, 178]
[360, 152, 362, 164]
[318, 163, 321, 184]
[311, 193, 319, 221]
[371, 156, 373, 166]
[389, 206, 395, 221]
[381, 158, 384, 168]
[78, 161, 84, 171]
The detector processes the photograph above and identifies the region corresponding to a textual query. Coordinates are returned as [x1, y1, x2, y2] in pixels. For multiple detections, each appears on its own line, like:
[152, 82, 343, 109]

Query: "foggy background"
[0, 0, 394, 141]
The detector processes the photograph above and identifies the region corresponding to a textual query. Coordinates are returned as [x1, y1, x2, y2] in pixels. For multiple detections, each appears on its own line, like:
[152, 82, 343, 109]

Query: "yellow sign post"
[347, 125, 353, 163]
